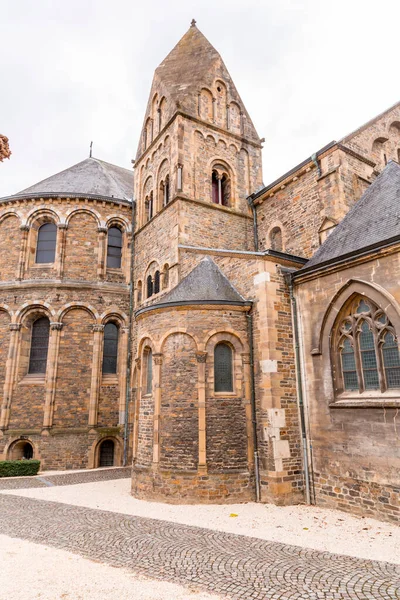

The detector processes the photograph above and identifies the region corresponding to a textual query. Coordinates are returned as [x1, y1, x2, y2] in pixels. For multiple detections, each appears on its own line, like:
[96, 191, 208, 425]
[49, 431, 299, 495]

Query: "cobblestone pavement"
[0, 494, 399, 599]
[0, 466, 131, 490]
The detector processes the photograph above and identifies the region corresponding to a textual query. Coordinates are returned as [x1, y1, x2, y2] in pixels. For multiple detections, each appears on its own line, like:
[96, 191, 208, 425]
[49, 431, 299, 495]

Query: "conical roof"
[14, 157, 133, 201]
[136, 23, 260, 158]
[304, 161, 400, 271]
[137, 257, 247, 315]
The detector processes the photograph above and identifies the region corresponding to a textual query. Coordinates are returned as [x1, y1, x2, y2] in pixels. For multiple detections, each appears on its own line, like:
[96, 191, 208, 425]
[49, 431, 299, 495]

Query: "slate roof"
[139, 258, 246, 313]
[14, 157, 134, 201]
[303, 161, 400, 271]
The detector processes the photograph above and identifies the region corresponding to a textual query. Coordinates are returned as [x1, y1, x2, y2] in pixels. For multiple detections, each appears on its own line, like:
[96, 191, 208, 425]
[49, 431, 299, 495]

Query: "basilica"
[1, 22, 399, 522]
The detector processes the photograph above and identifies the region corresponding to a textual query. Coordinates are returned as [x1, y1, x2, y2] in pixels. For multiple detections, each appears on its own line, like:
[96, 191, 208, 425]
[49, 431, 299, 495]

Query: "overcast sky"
[1, 0, 399, 197]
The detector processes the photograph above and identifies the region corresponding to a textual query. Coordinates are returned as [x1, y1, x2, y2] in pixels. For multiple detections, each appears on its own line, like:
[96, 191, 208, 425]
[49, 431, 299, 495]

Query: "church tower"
[131, 22, 266, 503]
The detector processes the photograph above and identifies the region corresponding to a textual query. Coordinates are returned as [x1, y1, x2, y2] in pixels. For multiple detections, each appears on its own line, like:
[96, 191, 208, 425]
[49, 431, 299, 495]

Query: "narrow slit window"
[154, 271, 160, 294]
[102, 323, 119, 374]
[28, 317, 50, 374]
[147, 275, 153, 298]
[36, 223, 57, 264]
[214, 343, 233, 392]
[107, 227, 122, 269]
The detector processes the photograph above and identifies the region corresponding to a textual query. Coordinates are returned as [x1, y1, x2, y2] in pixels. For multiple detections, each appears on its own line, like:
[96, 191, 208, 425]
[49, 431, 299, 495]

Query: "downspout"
[247, 195, 259, 252]
[286, 272, 311, 504]
[123, 198, 136, 466]
[246, 309, 261, 502]
[311, 153, 321, 177]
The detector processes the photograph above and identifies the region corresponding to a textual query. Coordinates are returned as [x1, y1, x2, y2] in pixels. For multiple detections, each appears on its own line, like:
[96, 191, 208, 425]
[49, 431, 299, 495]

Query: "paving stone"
[0, 493, 399, 599]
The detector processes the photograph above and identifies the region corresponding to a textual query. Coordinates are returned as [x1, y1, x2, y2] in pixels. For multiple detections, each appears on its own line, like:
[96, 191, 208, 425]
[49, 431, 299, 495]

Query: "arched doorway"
[8, 440, 34, 460]
[99, 439, 115, 467]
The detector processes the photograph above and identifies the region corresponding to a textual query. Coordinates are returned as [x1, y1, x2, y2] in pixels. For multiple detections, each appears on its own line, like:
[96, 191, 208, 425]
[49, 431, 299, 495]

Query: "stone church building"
[1, 22, 400, 522]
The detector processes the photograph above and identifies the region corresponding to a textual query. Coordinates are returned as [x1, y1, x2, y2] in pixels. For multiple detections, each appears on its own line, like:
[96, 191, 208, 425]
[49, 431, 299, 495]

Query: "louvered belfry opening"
[28, 317, 50, 374]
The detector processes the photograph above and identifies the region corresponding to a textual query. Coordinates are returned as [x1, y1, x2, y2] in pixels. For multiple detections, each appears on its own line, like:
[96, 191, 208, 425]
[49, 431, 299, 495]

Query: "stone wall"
[295, 248, 400, 522]
[0, 194, 132, 470]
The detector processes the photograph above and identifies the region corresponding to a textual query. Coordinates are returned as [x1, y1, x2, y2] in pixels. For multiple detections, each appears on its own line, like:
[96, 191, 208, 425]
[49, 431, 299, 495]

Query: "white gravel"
[0, 534, 220, 600]
[4, 477, 400, 564]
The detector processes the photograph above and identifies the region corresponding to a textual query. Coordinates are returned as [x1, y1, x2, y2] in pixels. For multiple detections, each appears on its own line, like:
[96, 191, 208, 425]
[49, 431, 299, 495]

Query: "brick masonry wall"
[63, 213, 98, 281]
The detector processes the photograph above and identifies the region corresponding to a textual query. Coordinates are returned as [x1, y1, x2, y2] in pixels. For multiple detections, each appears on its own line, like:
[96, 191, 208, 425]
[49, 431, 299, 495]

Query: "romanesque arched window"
[102, 322, 119, 374]
[147, 274, 153, 298]
[146, 191, 154, 221]
[107, 227, 122, 268]
[214, 342, 233, 392]
[335, 297, 400, 393]
[211, 167, 230, 206]
[36, 222, 57, 263]
[143, 347, 153, 395]
[154, 270, 160, 294]
[28, 316, 50, 374]
[137, 280, 142, 304]
[270, 227, 283, 251]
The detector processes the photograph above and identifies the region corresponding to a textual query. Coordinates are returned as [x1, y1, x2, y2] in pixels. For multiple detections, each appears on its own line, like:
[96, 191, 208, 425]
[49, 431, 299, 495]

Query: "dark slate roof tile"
[16, 157, 133, 201]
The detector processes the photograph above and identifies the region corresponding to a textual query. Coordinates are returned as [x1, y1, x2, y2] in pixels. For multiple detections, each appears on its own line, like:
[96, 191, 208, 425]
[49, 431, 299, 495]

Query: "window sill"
[212, 391, 238, 397]
[19, 374, 46, 386]
[31, 263, 54, 268]
[330, 391, 400, 408]
[101, 375, 119, 386]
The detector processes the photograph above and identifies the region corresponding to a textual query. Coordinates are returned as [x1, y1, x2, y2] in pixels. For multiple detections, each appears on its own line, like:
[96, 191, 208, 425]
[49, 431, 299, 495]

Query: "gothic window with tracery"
[335, 297, 400, 393]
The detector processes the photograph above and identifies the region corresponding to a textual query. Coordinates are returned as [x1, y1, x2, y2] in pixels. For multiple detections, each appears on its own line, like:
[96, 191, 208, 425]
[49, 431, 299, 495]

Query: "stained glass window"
[214, 343, 233, 392]
[359, 322, 379, 389]
[341, 338, 358, 390]
[102, 323, 118, 374]
[36, 223, 57, 264]
[28, 317, 50, 374]
[107, 227, 122, 268]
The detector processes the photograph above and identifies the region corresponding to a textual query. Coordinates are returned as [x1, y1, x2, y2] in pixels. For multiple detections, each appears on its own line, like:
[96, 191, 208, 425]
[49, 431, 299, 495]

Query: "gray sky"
[1, 0, 399, 197]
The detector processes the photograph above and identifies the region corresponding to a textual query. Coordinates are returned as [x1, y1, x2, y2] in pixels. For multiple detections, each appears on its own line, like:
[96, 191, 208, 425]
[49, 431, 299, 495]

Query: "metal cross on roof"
[191, 18, 197, 27]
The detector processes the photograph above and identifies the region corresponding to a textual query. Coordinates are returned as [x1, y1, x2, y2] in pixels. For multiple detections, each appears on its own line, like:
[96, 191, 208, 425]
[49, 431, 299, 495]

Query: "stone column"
[97, 227, 108, 280]
[0, 323, 21, 430]
[212, 97, 216, 122]
[132, 357, 141, 461]
[196, 351, 208, 473]
[226, 104, 230, 129]
[217, 173, 223, 205]
[17, 225, 29, 281]
[118, 326, 129, 425]
[152, 353, 163, 464]
[242, 353, 255, 468]
[42, 322, 63, 428]
[177, 163, 183, 193]
[88, 324, 104, 428]
[55, 224, 68, 278]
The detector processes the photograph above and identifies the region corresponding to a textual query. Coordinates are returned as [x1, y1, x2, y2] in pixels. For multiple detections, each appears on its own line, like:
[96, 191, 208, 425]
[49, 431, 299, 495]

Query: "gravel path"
[0, 492, 399, 599]
[0, 534, 219, 600]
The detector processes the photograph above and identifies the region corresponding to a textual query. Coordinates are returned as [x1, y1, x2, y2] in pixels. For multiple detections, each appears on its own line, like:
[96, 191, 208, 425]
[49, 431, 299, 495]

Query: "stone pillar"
[17, 225, 29, 280]
[212, 97, 216, 122]
[88, 324, 104, 428]
[43, 322, 63, 428]
[97, 227, 108, 280]
[226, 104, 230, 129]
[152, 353, 163, 464]
[132, 357, 141, 461]
[118, 326, 129, 425]
[0, 323, 21, 430]
[177, 163, 183, 193]
[217, 173, 223, 205]
[55, 223, 68, 278]
[242, 353, 255, 468]
[196, 351, 208, 473]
